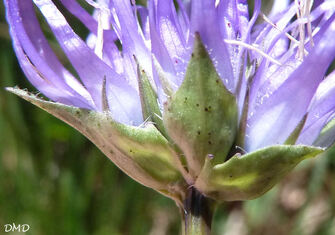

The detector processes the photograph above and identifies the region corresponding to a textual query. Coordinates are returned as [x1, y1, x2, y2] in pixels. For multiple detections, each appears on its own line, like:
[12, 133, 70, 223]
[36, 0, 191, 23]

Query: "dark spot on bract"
[229, 175, 233, 178]
[197, 131, 201, 135]
[196, 103, 200, 107]
[208, 141, 212, 145]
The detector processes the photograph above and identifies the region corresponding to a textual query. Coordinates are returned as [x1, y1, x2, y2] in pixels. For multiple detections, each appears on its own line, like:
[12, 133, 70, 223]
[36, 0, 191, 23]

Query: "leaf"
[195, 145, 324, 201]
[163, 34, 238, 178]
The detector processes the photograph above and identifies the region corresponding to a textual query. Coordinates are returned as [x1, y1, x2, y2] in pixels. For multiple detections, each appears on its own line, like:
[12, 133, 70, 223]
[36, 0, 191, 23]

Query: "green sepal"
[136, 61, 167, 137]
[284, 114, 308, 145]
[195, 145, 324, 201]
[7, 87, 185, 200]
[163, 34, 238, 177]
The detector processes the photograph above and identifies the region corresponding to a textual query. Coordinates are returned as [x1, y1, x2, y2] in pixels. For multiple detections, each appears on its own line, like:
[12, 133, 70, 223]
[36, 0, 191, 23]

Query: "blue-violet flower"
[4, 0, 335, 203]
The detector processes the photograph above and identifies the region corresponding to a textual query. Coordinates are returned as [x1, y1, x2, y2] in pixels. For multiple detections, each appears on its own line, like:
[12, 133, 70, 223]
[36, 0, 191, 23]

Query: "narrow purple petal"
[235, 0, 260, 116]
[106, 75, 143, 125]
[217, 0, 248, 82]
[5, 0, 95, 109]
[253, 2, 296, 56]
[175, 0, 190, 37]
[111, 0, 152, 75]
[245, 14, 335, 151]
[190, 0, 235, 91]
[298, 111, 333, 146]
[148, 0, 178, 78]
[137, 6, 150, 40]
[33, 0, 143, 124]
[298, 71, 335, 145]
[60, 0, 121, 69]
[313, 115, 335, 148]
[218, 0, 249, 43]
[33, 0, 112, 109]
[148, 0, 190, 88]
[59, 0, 103, 37]
[154, 0, 189, 78]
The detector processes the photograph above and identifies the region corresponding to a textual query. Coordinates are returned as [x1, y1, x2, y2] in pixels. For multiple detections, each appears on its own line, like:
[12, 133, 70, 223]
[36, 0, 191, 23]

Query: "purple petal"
[33, 0, 142, 124]
[148, 0, 190, 88]
[153, 0, 189, 78]
[313, 115, 335, 148]
[218, 0, 249, 44]
[5, 0, 95, 108]
[137, 6, 150, 40]
[217, 0, 248, 81]
[245, 14, 335, 151]
[175, 0, 190, 37]
[190, 0, 235, 91]
[298, 111, 334, 146]
[249, 2, 335, 118]
[298, 71, 335, 145]
[60, 0, 121, 70]
[110, 0, 152, 75]
[59, 0, 102, 37]
[253, 2, 296, 58]
[148, 0, 178, 80]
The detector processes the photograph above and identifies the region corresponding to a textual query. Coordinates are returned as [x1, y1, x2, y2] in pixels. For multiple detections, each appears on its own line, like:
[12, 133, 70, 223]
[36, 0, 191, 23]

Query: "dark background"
[0, 1, 334, 234]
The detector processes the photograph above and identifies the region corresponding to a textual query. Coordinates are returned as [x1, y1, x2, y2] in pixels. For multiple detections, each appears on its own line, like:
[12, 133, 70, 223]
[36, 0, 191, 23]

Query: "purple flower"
[4, 0, 335, 203]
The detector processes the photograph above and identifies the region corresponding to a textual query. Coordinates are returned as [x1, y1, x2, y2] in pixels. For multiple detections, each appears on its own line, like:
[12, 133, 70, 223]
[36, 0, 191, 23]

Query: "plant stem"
[181, 187, 215, 235]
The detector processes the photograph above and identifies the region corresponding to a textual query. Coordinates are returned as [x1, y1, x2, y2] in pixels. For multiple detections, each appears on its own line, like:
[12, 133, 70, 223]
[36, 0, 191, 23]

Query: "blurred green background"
[0, 1, 334, 235]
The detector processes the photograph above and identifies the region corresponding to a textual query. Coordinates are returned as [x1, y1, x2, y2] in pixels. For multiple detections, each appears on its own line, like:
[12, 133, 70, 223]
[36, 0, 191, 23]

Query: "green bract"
[7, 87, 186, 202]
[163, 35, 238, 178]
[195, 145, 323, 201]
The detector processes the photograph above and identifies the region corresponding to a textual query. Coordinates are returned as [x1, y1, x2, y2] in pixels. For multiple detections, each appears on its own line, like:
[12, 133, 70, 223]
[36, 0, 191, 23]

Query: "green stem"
[181, 187, 215, 235]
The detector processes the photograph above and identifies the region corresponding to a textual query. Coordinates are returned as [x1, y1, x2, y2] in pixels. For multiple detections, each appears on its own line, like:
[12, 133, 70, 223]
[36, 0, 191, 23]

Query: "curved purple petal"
[60, 0, 122, 70]
[59, 0, 105, 38]
[32, 0, 142, 124]
[298, 71, 335, 145]
[313, 115, 335, 148]
[148, 0, 179, 87]
[245, 14, 335, 151]
[148, 0, 190, 89]
[110, 0, 152, 75]
[5, 0, 95, 109]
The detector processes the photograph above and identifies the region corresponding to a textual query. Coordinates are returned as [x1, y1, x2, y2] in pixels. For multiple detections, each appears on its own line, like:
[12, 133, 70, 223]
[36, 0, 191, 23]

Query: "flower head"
[4, 0, 335, 201]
